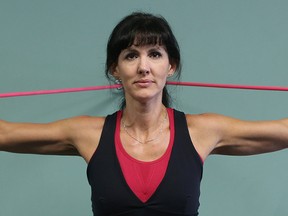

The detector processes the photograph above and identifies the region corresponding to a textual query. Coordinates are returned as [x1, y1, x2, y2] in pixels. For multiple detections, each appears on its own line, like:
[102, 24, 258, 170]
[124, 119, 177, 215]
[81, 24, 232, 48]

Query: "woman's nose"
[137, 57, 150, 75]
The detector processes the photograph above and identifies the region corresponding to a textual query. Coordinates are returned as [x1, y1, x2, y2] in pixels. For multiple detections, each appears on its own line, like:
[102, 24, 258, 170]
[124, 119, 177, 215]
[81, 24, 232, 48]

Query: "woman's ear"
[167, 63, 176, 77]
[110, 64, 120, 80]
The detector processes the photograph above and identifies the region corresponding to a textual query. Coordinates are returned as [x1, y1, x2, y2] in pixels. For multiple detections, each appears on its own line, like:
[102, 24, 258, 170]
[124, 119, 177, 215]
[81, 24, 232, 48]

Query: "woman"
[0, 12, 287, 216]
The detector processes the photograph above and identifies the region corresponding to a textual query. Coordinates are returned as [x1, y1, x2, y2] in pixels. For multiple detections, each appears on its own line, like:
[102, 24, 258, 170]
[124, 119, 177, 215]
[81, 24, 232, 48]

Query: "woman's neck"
[122, 102, 166, 133]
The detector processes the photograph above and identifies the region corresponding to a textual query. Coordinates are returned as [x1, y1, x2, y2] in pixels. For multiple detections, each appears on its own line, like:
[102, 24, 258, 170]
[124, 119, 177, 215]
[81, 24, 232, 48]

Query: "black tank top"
[87, 109, 203, 216]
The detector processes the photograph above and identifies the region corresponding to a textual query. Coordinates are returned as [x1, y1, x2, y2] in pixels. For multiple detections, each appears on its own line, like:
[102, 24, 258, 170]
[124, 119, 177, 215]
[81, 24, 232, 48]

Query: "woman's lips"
[134, 79, 154, 87]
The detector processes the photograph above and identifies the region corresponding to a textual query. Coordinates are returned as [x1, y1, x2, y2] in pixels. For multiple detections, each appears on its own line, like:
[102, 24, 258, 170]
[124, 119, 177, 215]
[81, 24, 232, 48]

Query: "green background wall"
[1, 0, 287, 215]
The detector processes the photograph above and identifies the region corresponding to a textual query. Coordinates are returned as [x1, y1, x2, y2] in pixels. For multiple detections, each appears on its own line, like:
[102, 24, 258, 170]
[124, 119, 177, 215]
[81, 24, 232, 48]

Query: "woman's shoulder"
[185, 112, 231, 128]
[63, 115, 107, 162]
[184, 112, 232, 160]
[60, 115, 106, 133]
[67, 110, 120, 130]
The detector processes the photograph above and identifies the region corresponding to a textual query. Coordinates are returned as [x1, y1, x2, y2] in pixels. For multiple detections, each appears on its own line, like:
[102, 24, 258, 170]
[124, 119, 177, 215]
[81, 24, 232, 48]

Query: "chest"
[119, 127, 171, 162]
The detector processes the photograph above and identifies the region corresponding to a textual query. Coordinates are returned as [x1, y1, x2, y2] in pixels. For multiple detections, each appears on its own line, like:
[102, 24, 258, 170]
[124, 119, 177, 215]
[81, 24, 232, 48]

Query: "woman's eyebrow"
[121, 47, 139, 54]
[148, 46, 163, 51]
[121, 45, 164, 54]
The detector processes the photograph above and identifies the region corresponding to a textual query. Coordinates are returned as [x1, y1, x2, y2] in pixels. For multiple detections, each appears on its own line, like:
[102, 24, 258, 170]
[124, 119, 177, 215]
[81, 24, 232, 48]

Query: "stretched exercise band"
[0, 81, 287, 98]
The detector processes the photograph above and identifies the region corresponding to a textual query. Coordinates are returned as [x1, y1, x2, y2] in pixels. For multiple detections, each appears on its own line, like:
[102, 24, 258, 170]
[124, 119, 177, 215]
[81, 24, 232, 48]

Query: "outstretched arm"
[0, 118, 80, 155]
[212, 115, 288, 155]
[187, 114, 288, 161]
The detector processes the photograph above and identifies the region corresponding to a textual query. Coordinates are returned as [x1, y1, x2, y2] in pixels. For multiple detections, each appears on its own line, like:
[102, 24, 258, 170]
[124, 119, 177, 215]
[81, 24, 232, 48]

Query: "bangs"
[128, 32, 164, 47]
[117, 25, 168, 52]
[113, 15, 169, 50]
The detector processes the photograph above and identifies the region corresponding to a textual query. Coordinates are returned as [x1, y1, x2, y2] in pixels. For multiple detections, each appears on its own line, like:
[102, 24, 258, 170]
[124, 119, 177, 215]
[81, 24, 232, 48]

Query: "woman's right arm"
[0, 118, 80, 156]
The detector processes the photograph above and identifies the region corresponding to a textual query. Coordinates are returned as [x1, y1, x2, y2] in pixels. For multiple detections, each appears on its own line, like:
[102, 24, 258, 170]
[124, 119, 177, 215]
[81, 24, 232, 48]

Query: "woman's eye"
[149, 51, 162, 59]
[125, 53, 138, 60]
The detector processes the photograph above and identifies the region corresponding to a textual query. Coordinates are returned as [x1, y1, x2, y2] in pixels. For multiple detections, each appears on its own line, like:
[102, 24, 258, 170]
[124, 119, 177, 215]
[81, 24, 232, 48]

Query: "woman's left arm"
[210, 115, 288, 156]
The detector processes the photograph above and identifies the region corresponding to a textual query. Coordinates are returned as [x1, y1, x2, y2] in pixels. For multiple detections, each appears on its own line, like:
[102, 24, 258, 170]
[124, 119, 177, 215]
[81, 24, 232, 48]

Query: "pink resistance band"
[0, 81, 288, 98]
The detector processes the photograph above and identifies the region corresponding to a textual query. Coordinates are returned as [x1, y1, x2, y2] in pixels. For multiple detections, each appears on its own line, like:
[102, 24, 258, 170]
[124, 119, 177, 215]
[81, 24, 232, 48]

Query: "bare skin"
[0, 44, 288, 164]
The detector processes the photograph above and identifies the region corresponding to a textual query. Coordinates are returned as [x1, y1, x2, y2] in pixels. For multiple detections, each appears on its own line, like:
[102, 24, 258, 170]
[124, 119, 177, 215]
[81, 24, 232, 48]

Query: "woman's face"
[112, 44, 175, 104]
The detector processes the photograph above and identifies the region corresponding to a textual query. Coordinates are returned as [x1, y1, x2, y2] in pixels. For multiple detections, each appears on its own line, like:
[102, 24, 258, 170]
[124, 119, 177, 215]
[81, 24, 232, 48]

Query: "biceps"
[212, 119, 288, 156]
[0, 121, 79, 155]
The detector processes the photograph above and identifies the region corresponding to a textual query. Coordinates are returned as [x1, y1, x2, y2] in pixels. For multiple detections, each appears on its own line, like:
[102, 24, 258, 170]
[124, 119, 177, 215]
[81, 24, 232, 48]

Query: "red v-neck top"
[115, 108, 175, 203]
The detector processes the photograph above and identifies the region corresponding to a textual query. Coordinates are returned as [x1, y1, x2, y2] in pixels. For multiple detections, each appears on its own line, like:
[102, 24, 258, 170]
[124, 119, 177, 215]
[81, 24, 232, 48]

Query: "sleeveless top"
[115, 108, 175, 203]
[87, 109, 203, 216]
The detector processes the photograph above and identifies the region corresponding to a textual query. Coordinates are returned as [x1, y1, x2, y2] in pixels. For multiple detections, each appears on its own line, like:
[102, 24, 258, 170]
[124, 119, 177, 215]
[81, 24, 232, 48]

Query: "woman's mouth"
[134, 79, 154, 88]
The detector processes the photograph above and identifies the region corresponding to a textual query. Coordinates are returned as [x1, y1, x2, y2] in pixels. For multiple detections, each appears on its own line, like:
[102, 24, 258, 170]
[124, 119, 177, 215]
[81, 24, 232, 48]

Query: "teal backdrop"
[0, 0, 287, 215]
